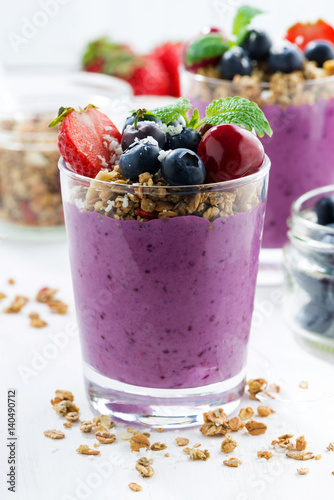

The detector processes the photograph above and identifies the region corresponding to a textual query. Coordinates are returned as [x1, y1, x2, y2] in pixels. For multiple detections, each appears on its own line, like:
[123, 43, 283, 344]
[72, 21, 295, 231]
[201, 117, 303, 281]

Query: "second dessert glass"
[59, 155, 270, 427]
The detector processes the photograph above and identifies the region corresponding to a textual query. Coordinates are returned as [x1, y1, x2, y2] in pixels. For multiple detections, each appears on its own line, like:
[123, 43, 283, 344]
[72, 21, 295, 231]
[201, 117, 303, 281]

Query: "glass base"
[0, 218, 66, 242]
[84, 363, 245, 428]
[257, 248, 284, 286]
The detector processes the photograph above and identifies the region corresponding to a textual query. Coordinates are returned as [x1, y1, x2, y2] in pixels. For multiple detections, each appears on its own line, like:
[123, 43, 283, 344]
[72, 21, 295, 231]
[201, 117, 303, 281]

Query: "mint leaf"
[203, 97, 272, 137]
[186, 34, 229, 66]
[188, 108, 200, 129]
[151, 97, 192, 125]
[232, 5, 263, 45]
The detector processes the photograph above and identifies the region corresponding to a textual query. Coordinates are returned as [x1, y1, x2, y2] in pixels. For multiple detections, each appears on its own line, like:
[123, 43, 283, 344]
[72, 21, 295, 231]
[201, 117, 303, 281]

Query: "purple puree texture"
[64, 203, 265, 389]
[192, 97, 334, 248]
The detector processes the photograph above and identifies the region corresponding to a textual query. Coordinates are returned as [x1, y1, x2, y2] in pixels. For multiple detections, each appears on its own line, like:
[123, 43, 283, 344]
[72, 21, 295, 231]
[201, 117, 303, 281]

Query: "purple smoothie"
[64, 204, 265, 389]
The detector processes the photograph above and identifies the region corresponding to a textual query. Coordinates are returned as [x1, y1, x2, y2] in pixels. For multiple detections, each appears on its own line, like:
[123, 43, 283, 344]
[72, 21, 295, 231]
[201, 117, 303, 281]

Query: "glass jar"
[284, 185, 334, 351]
[0, 70, 132, 241]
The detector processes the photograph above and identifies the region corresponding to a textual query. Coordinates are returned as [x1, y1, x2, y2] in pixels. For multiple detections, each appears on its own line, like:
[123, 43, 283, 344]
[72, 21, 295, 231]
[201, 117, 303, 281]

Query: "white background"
[1, 0, 334, 69]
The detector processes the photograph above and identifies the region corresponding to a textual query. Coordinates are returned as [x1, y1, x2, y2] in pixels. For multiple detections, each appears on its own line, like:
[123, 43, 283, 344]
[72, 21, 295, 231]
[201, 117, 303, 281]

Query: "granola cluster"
[0, 115, 63, 227]
[190, 60, 334, 108]
[72, 165, 261, 223]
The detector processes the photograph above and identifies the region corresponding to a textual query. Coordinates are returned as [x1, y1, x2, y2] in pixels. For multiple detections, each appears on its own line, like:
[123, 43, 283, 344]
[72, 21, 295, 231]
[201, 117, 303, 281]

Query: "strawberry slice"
[49, 105, 122, 178]
[285, 19, 334, 51]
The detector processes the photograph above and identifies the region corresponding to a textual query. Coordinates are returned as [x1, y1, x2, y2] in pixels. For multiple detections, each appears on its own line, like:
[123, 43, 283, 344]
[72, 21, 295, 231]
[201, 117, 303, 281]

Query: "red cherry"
[197, 124, 265, 183]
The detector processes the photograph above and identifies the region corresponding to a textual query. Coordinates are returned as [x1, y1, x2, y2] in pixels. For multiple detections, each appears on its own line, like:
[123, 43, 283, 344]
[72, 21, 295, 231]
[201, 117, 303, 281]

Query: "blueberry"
[296, 300, 333, 334]
[119, 138, 160, 181]
[219, 47, 252, 80]
[293, 270, 328, 301]
[305, 40, 334, 67]
[166, 127, 201, 153]
[241, 30, 272, 60]
[315, 196, 334, 225]
[121, 121, 166, 150]
[122, 113, 162, 133]
[161, 149, 206, 186]
[167, 116, 186, 127]
[268, 45, 304, 73]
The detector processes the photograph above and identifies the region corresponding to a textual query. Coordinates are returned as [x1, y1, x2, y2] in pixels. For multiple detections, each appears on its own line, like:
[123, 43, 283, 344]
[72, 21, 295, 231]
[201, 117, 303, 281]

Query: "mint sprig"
[232, 5, 263, 45]
[186, 34, 229, 66]
[149, 96, 272, 138]
[152, 97, 192, 125]
[203, 97, 272, 137]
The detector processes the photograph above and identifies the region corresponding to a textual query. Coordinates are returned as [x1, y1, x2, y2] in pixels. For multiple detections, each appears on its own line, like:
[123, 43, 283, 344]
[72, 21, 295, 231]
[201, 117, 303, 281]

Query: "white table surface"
[1, 235, 334, 500]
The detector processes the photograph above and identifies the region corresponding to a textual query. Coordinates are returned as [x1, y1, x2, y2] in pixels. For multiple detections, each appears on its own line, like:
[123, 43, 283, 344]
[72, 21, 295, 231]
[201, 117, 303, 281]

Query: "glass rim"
[180, 64, 334, 90]
[291, 184, 334, 233]
[58, 154, 271, 192]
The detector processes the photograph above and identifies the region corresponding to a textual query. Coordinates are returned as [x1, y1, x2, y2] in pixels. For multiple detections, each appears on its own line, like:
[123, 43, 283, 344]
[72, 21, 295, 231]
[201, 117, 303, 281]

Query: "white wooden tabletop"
[1, 237, 334, 500]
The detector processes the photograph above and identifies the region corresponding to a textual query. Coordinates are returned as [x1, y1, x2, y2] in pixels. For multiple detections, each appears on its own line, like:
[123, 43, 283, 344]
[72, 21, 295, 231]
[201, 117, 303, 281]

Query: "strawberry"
[285, 19, 334, 51]
[49, 105, 122, 178]
[127, 55, 170, 96]
[151, 42, 182, 97]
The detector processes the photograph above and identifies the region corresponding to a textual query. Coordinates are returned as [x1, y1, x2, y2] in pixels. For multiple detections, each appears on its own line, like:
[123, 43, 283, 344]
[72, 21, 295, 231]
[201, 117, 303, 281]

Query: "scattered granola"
[150, 442, 167, 451]
[296, 436, 307, 452]
[8, 278, 15, 285]
[286, 451, 314, 461]
[200, 408, 230, 436]
[245, 420, 267, 436]
[156, 428, 165, 433]
[228, 416, 243, 431]
[36, 287, 58, 303]
[239, 407, 254, 420]
[4, 295, 28, 313]
[55, 390, 74, 402]
[44, 429, 65, 439]
[29, 312, 47, 328]
[221, 436, 238, 454]
[297, 468, 309, 475]
[315, 454, 321, 460]
[257, 451, 273, 460]
[80, 421, 95, 433]
[299, 381, 309, 389]
[63, 422, 71, 428]
[327, 442, 334, 451]
[0, 292, 6, 300]
[66, 412, 79, 422]
[164, 453, 170, 457]
[246, 379, 267, 400]
[130, 433, 150, 452]
[257, 405, 275, 417]
[223, 457, 242, 468]
[175, 437, 189, 447]
[135, 457, 154, 478]
[48, 299, 68, 315]
[193, 443, 201, 448]
[53, 400, 79, 417]
[95, 429, 116, 444]
[76, 445, 100, 456]
[128, 483, 142, 492]
[93, 414, 114, 430]
[184, 447, 210, 461]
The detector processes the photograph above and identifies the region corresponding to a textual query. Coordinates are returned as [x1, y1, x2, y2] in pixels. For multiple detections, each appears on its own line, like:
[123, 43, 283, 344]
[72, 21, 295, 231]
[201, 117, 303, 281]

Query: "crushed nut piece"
[221, 435, 238, 454]
[63, 422, 71, 428]
[164, 453, 170, 457]
[0, 292, 6, 300]
[246, 378, 267, 400]
[299, 381, 309, 389]
[55, 390, 74, 401]
[48, 299, 68, 315]
[44, 429, 65, 439]
[4, 295, 28, 313]
[8, 278, 15, 285]
[239, 407, 254, 420]
[53, 400, 79, 416]
[184, 447, 210, 461]
[95, 429, 116, 444]
[228, 416, 243, 431]
[156, 428, 165, 433]
[127, 427, 141, 435]
[257, 405, 275, 417]
[286, 451, 314, 461]
[200, 407, 229, 436]
[193, 443, 201, 448]
[143, 432, 150, 438]
[80, 421, 95, 433]
[136, 457, 154, 477]
[203, 408, 228, 425]
[327, 442, 334, 451]
[257, 451, 273, 460]
[223, 457, 242, 467]
[66, 412, 79, 422]
[296, 436, 307, 451]
[36, 287, 58, 303]
[130, 433, 150, 452]
[76, 445, 100, 455]
[150, 442, 167, 451]
[128, 482, 142, 492]
[93, 443, 99, 448]
[29, 312, 47, 328]
[175, 437, 189, 447]
[315, 454, 321, 460]
[297, 468, 309, 475]
[93, 414, 114, 430]
[245, 420, 267, 436]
